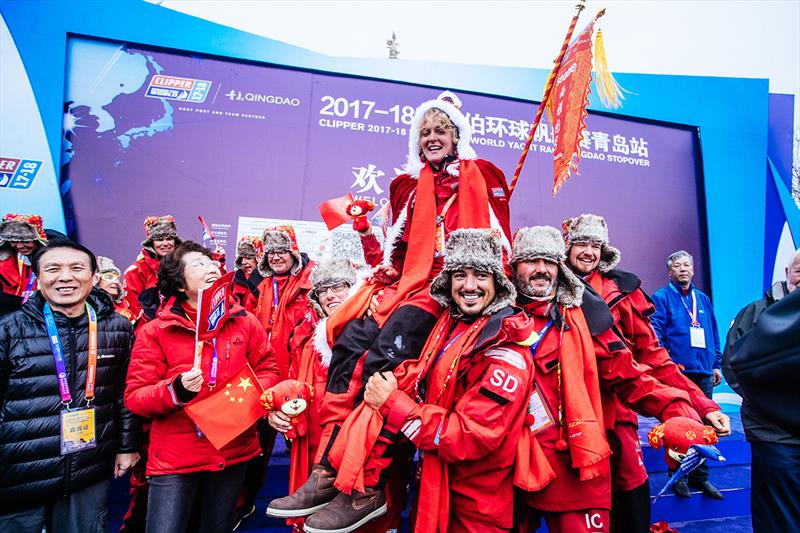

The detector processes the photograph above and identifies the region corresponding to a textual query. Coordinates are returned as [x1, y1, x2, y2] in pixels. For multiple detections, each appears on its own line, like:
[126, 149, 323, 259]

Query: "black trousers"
[683, 372, 715, 483]
[751, 441, 800, 533]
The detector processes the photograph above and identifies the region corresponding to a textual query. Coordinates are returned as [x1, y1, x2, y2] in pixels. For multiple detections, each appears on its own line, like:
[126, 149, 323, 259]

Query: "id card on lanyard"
[44, 302, 99, 455]
[672, 284, 706, 349]
[527, 320, 555, 434]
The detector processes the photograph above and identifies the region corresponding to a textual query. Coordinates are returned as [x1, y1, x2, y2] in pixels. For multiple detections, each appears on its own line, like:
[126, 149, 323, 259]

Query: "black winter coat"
[0, 289, 141, 511]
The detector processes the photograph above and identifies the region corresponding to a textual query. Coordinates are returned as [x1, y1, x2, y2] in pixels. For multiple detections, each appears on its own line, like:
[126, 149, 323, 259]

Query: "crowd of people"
[0, 92, 796, 533]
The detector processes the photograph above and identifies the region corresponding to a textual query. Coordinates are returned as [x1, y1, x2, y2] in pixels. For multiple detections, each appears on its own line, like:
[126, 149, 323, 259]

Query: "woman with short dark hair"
[125, 241, 280, 533]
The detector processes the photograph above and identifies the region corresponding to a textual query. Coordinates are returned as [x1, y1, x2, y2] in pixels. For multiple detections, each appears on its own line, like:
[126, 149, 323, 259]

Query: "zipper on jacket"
[63, 319, 78, 496]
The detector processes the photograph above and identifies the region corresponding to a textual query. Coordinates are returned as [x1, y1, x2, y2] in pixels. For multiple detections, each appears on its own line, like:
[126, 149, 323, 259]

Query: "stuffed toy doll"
[345, 199, 375, 233]
[260, 379, 314, 440]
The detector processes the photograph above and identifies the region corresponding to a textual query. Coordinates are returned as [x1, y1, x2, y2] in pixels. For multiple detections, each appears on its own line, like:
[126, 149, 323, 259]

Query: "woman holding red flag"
[125, 241, 280, 533]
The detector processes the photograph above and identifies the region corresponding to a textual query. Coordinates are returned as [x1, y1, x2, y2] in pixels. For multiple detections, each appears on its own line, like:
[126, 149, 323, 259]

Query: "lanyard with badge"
[17, 253, 36, 302]
[44, 302, 99, 455]
[670, 284, 706, 349]
[526, 320, 556, 435]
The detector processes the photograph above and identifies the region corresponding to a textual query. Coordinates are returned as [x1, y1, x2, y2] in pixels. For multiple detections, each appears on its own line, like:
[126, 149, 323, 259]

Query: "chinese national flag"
[319, 193, 354, 230]
[196, 271, 235, 341]
[185, 363, 265, 450]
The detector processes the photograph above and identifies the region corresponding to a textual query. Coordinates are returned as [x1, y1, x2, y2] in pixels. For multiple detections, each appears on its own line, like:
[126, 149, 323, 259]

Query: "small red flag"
[319, 193, 354, 230]
[196, 271, 235, 341]
[185, 363, 265, 450]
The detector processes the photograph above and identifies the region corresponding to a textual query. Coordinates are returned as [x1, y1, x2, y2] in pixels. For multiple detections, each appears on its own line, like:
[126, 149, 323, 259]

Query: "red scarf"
[374, 160, 491, 324]
[255, 267, 313, 377]
[515, 301, 611, 490]
[328, 313, 489, 501]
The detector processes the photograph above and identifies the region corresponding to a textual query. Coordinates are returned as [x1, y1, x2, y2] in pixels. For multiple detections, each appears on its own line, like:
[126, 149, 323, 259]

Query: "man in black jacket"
[0, 239, 141, 532]
[723, 248, 800, 532]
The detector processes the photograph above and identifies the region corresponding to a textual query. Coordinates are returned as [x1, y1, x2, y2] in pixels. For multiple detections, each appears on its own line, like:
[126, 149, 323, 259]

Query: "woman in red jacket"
[125, 241, 280, 533]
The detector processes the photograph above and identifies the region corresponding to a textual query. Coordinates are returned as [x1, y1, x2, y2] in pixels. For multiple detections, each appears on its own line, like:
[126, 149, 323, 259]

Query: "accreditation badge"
[60, 407, 97, 455]
[689, 326, 706, 349]
[527, 386, 555, 435]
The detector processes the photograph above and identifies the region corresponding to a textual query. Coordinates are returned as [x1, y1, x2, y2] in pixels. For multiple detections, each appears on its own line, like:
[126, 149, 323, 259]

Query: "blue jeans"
[0, 479, 109, 533]
[683, 372, 715, 483]
[145, 462, 248, 533]
[751, 441, 800, 533]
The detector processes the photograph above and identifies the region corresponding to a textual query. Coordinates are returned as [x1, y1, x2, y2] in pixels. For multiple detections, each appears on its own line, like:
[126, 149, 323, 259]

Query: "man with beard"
[231, 236, 263, 313]
[509, 226, 702, 533]
[0, 213, 48, 316]
[562, 214, 730, 528]
[123, 216, 182, 327]
[300, 229, 532, 533]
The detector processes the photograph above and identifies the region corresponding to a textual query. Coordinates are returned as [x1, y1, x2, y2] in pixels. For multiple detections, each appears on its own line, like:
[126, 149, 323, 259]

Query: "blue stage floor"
[108, 412, 752, 532]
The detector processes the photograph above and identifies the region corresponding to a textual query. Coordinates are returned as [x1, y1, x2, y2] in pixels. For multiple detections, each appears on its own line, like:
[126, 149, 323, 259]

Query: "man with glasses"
[236, 225, 315, 527]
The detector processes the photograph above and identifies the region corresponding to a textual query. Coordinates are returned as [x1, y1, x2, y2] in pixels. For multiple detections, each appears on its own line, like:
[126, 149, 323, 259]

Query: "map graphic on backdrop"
[62, 36, 707, 293]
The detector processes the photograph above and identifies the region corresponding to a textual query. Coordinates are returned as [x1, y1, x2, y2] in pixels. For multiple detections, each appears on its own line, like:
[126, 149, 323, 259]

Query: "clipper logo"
[0, 157, 41, 189]
[145, 75, 211, 103]
[207, 289, 226, 332]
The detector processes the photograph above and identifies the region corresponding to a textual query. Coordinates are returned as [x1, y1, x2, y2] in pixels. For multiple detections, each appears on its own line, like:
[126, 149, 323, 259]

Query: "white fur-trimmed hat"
[562, 213, 621, 273]
[429, 228, 516, 315]
[511, 226, 584, 308]
[403, 91, 478, 178]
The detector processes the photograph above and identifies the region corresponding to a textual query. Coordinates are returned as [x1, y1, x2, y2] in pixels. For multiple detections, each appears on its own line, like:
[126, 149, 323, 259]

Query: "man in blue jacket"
[651, 250, 723, 500]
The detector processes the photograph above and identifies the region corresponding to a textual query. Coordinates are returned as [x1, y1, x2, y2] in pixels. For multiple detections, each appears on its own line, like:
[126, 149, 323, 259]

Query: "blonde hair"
[417, 108, 459, 159]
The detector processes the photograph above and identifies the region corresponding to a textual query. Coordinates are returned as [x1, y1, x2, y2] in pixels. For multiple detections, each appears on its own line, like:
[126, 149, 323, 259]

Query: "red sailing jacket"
[125, 298, 280, 476]
[123, 249, 161, 326]
[0, 253, 35, 299]
[386, 159, 512, 274]
[521, 296, 700, 512]
[588, 270, 719, 427]
[379, 309, 534, 529]
[231, 269, 261, 314]
[254, 263, 314, 378]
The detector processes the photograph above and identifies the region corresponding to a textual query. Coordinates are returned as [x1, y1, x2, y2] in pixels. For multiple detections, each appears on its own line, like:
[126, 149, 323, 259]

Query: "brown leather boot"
[303, 486, 387, 533]
[265, 464, 339, 518]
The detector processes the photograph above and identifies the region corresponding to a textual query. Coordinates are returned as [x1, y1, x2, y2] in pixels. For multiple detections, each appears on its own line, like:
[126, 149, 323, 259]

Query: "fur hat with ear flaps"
[235, 235, 264, 268]
[429, 228, 516, 316]
[141, 215, 182, 249]
[0, 213, 48, 260]
[510, 226, 584, 309]
[258, 225, 303, 277]
[403, 90, 478, 178]
[562, 213, 621, 273]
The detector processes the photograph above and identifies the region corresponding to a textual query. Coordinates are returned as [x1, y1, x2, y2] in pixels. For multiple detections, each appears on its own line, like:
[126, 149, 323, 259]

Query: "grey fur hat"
[96, 256, 121, 277]
[429, 228, 516, 316]
[258, 225, 302, 276]
[235, 236, 263, 268]
[510, 226, 584, 308]
[562, 213, 621, 273]
[310, 259, 358, 290]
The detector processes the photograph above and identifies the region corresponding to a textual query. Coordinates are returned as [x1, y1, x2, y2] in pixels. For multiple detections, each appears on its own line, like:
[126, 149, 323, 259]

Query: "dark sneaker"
[689, 479, 724, 500]
[233, 504, 255, 531]
[672, 477, 691, 498]
[303, 487, 387, 533]
[266, 464, 338, 518]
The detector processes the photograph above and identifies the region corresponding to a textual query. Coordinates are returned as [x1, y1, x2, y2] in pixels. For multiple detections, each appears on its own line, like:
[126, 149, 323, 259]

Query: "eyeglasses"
[100, 272, 120, 282]
[186, 258, 214, 270]
[314, 282, 350, 298]
[267, 250, 290, 258]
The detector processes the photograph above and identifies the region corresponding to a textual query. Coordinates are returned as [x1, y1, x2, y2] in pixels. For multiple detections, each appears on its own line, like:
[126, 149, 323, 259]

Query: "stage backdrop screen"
[62, 36, 707, 295]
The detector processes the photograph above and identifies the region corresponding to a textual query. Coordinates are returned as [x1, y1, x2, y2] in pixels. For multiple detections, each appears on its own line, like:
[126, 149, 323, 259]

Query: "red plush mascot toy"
[647, 416, 719, 470]
[260, 379, 314, 440]
[345, 199, 375, 233]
